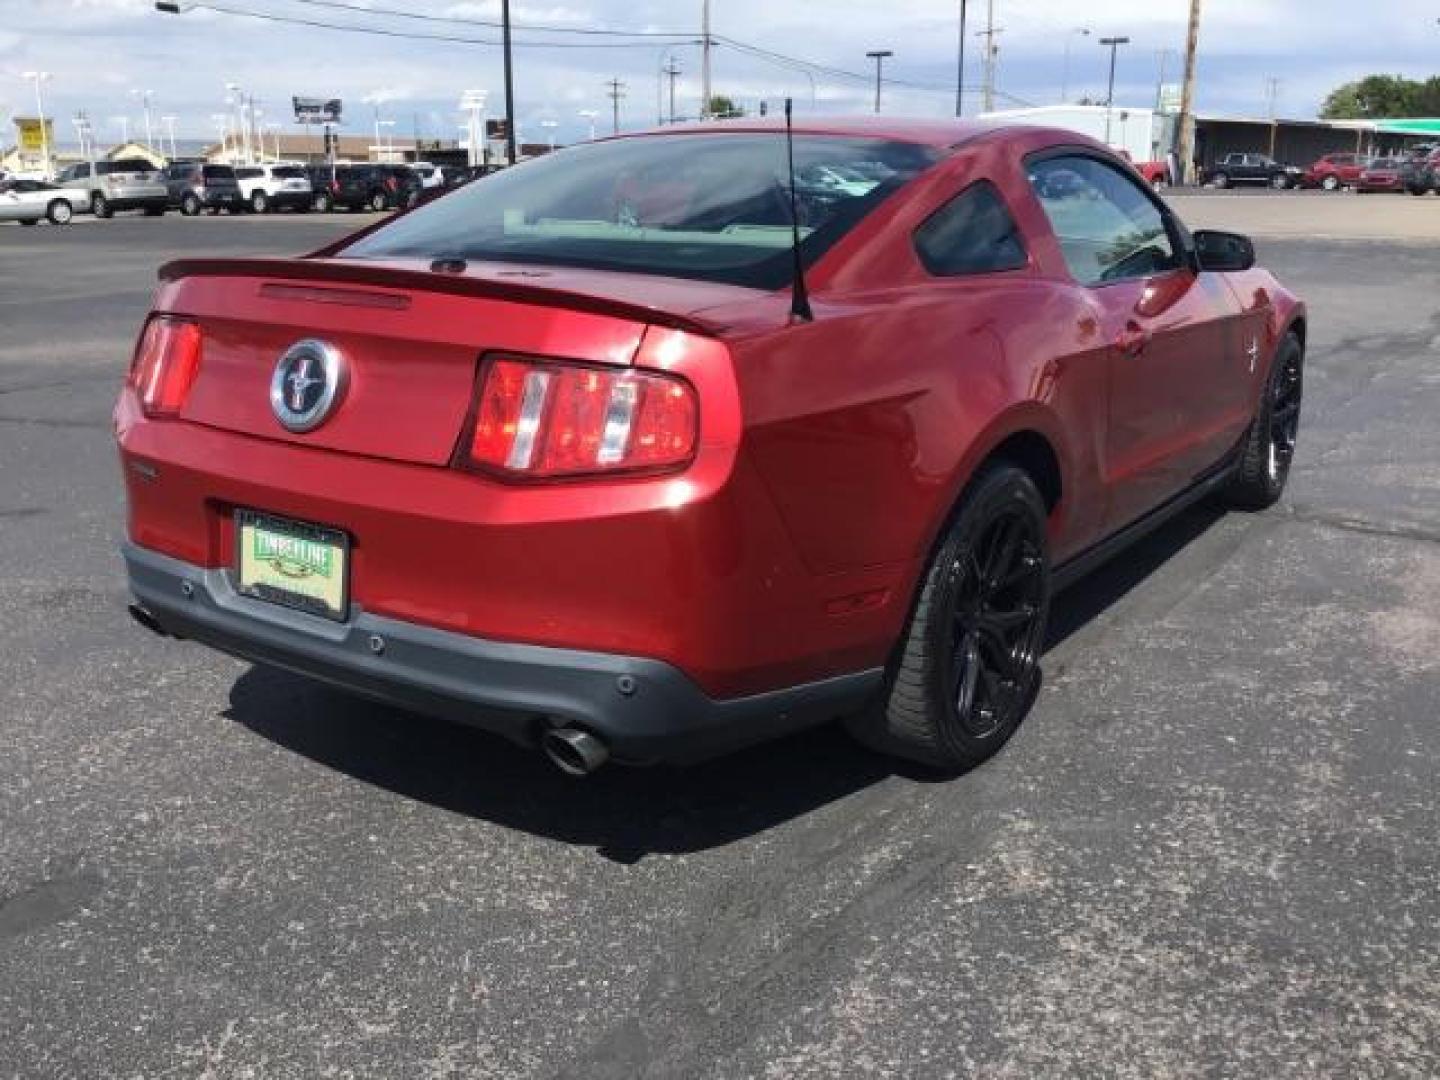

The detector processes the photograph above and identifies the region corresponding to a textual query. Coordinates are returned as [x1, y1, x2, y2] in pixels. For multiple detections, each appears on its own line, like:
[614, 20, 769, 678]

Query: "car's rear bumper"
[124, 542, 880, 764]
[106, 196, 168, 212]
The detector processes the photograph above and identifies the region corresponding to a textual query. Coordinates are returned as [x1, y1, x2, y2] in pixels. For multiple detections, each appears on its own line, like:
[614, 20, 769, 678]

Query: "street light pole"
[1099, 36, 1130, 145]
[865, 50, 893, 114]
[578, 109, 599, 141]
[132, 89, 155, 152]
[21, 71, 53, 179]
[955, 0, 968, 117]
[161, 114, 178, 160]
[1061, 28, 1090, 104]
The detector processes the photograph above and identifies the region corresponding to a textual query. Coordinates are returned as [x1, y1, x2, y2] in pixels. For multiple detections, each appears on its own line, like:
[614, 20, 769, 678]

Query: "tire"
[91, 193, 111, 219]
[1212, 172, 1229, 189]
[181, 194, 201, 216]
[368, 191, 388, 212]
[1270, 173, 1291, 190]
[46, 200, 73, 225]
[1321, 175, 1339, 191]
[251, 191, 269, 213]
[1225, 332, 1304, 511]
[846, 463, 1051, 771]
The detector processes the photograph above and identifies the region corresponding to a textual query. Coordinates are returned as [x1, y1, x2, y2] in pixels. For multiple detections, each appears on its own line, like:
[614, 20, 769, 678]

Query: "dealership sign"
[293, 97, 343, 124]
[14, 117, 53, 152]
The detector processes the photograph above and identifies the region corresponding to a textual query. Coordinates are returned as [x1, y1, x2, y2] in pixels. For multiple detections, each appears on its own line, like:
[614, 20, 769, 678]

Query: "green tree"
[707, 95, 745, 118]
[1320, 74, 1431, 118]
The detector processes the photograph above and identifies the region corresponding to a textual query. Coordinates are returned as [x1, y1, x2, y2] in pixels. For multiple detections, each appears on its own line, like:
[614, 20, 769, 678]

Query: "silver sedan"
[0, 179, 91, 226]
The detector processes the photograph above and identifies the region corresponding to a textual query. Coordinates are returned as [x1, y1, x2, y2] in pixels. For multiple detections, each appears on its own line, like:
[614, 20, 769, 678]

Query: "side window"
[1027, 155, 1179, 286]
[76, 163, 91, 180]
[913, 180, 1027, 276]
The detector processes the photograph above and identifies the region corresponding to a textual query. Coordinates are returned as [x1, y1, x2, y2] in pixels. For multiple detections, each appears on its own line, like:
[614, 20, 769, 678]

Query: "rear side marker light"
[460, 356, 698, 480]
[129, 316, 202, 418]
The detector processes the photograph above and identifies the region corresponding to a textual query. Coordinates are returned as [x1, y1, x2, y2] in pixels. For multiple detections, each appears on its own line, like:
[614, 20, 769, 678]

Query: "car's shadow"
[225, 502, 1227, 860]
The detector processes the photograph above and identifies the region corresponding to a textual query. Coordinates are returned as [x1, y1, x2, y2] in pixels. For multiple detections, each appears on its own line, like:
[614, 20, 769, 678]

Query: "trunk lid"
[158, 256, 759, 466]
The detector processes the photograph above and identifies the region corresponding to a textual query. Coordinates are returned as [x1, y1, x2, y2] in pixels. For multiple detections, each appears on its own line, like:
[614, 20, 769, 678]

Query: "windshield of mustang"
[340, 133, 940, 288]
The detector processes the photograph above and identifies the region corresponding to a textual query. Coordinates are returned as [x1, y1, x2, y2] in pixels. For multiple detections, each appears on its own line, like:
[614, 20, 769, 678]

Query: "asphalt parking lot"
[2, 196, 1439, 1077]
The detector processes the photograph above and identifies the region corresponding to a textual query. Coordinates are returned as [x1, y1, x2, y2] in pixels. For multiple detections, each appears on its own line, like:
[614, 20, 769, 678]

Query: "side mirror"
[1193, 229, 1255, 273]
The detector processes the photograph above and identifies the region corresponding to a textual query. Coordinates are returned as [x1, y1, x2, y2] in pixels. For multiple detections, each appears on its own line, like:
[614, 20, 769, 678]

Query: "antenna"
[783, 98, 813, 323]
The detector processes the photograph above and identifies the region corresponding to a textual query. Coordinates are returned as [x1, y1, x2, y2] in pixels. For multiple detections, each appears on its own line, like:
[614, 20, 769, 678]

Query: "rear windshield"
[97, 159, 155, 176]
[341, 133, 940, 288]
[203, 165, 236, 180]
[272, 166, 306, 178]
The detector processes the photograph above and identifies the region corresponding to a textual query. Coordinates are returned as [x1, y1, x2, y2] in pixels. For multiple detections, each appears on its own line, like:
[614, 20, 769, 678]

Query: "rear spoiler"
[156, 257, 721, 337]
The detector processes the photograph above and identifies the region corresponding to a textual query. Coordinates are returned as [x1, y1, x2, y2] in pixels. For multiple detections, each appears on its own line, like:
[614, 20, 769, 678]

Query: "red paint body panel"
[117, 120, 1305, 707]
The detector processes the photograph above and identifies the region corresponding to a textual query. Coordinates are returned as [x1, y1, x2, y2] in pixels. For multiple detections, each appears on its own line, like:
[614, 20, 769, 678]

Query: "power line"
[282, 0, 695, 37]
[173, 1, 697, 48]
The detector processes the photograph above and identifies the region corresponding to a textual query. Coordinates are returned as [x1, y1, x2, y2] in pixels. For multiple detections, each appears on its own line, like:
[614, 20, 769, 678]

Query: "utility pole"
[501, 0, 517, 164]
[976, 0, 1002, 114]
[955, 0, 968, 117]
[1176, 0, 1201, 185]
[664, 56, 682, 124]
[1099, 36, 1130, 145]
[700, 0, 712, 119]
[606, 78, 627, 135]
[1264, 76, 1281, 158]
[21, 71, 52, 178]
[865, 50, 893, 114]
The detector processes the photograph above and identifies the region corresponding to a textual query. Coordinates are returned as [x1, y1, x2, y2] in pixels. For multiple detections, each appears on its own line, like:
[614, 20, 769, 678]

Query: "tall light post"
[1061, 28, 1091, 104]
[1099, 36, 1130, 145]
[132, 89, 155, 152]
[111, 115, 130, 146]
[865, 49, 893, 114]
[225, 82, 250, 164]
[161, 114, 178, 160]
[460, 91, 487, 167]
[20, 71, 52, 179]
[955, 0, 968, 116]
[266, 121, 282, 162]
[578, 109, 599, 141]
[211, 113, 231, 160]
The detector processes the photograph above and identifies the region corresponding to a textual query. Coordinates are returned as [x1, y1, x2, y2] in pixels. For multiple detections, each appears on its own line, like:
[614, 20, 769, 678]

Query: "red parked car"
[1303, 152, 1368, 191]
[118, 119, 1305, 775]
[1356, 157, 1406, 193]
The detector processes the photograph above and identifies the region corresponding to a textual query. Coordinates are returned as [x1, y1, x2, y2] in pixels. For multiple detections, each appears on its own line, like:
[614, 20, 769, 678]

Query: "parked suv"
[233, 163, 313, 213]
[310, 163, 413, 212]
[56, 158, 167, 218]
[1206, 153, 1303, 189]
[1401, 149, 1440, 195]
[161, 162, 244, 215]
[1303, 152, 1368, 191]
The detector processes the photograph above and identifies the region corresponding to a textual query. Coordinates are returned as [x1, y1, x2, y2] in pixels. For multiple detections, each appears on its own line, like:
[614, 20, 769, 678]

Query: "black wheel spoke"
[976, 630, 1024, 681]
[953, 631, 981, 716]
[980, 604, 1036, 637]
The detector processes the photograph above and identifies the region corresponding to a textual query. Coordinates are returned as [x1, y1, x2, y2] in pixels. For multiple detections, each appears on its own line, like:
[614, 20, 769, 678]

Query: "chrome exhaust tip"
[541, 727, 610, 776]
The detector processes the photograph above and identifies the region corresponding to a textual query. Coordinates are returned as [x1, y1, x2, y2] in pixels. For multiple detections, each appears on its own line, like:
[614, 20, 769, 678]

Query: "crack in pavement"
[1281, 501, 1440, 547]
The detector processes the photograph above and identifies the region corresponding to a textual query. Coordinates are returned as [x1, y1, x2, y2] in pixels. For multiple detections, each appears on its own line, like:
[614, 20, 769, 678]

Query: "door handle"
[1116, 320, 1151, 357]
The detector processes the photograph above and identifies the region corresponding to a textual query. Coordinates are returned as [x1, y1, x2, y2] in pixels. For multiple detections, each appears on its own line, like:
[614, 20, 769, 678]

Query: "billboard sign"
[293, 97, 343, 124]
[15, 117, 53, 152]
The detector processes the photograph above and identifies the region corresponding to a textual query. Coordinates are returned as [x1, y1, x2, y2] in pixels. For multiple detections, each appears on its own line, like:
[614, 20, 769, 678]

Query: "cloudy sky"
[2, 0, 1437, 150]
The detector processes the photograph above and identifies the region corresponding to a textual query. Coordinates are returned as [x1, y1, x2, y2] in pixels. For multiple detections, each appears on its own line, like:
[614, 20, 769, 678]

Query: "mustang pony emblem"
[270, 339, 347, 432]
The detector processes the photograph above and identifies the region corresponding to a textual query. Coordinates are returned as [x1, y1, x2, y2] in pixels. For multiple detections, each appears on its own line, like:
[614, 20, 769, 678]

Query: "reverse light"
[460, 356, 698, 479]
[129, 316, 202, 418]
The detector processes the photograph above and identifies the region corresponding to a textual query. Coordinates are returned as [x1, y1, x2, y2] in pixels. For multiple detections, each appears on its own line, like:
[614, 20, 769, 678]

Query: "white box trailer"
[978, 104, 1171, 166]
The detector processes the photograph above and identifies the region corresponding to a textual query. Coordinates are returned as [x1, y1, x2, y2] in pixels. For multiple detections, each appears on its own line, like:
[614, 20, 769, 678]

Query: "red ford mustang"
[118, 118, 1305, 775]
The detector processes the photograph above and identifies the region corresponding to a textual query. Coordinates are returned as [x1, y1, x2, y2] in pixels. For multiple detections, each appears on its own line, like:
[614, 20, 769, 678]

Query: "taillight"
[331, 179, 341, 193]
[459, 356, 697, 479]
[129, 316, 202, 418]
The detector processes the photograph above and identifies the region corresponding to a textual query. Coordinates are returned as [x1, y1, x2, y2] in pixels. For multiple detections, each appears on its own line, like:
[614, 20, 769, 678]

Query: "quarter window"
[1028, 155, 1179, 285]
[913, 180, 1027, 276]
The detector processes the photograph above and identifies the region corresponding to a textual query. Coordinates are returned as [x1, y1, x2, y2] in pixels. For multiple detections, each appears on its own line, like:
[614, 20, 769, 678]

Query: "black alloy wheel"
[848, 463, 1051, 771]
[1267, 337, 1304, 486]
[1226, 332, 1304, 510]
